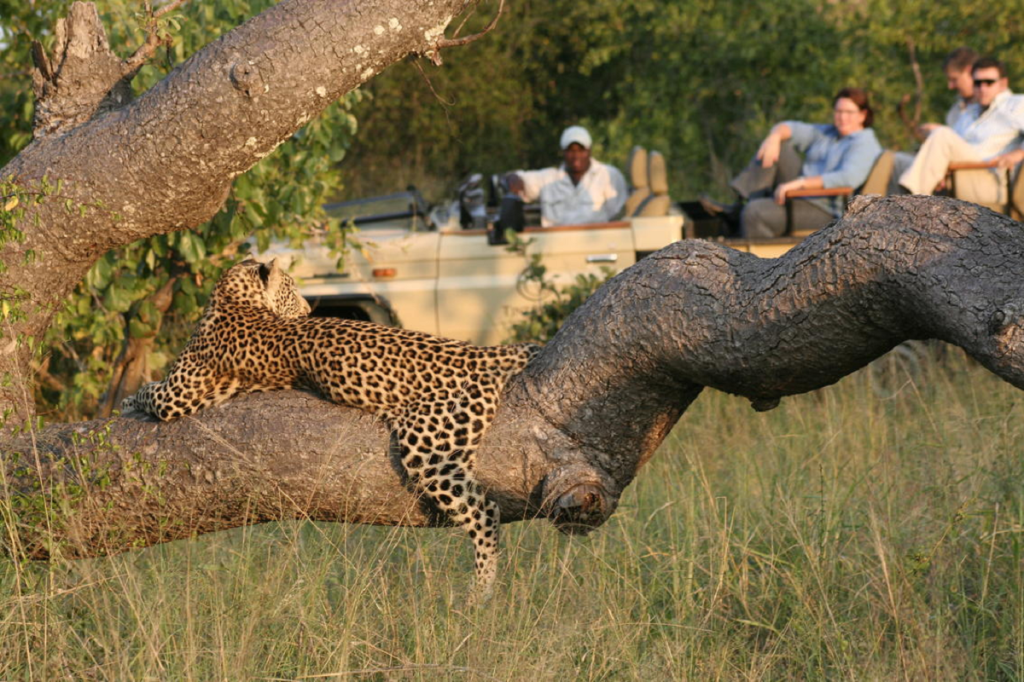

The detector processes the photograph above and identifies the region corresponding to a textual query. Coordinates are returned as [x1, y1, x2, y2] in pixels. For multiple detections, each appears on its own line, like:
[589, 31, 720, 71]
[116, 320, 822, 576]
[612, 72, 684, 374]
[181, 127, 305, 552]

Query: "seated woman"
[707, 87, 882, 237]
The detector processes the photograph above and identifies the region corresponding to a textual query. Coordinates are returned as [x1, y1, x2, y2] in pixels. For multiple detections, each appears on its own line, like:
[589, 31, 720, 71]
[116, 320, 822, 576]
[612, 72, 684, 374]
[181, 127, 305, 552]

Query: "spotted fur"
[122, 258, 541, 597]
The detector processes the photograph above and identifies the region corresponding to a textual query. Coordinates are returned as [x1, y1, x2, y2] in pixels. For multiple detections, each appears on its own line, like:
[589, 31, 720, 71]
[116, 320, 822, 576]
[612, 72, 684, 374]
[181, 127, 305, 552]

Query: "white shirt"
[515, 159, 628, 227]
[952, 90, 1024, 159]
[945, 96, 971, 129]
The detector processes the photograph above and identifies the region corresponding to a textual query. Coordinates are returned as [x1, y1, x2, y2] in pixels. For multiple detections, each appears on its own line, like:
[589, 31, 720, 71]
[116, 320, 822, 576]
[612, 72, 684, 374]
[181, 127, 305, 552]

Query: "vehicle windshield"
[324, 191, 430, 231]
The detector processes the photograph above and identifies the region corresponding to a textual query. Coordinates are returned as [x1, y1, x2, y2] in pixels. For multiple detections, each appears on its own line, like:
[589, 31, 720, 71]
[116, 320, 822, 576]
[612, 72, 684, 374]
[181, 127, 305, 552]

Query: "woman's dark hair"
[833, 87, 874, 128]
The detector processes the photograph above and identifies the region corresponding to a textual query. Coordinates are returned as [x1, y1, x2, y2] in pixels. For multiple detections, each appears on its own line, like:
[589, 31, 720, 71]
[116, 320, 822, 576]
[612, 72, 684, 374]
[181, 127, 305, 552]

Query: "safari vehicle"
[261, 147, 872, 345]
[262, 187, 688, 345]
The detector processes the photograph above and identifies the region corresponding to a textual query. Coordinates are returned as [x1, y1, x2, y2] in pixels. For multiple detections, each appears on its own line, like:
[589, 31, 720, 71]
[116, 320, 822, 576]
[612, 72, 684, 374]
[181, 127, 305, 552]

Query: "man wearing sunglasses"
[899, 56, 1024, 206]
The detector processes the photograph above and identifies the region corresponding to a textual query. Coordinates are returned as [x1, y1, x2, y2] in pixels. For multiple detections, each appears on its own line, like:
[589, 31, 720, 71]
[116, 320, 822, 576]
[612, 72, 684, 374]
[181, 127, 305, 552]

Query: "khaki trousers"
[898, 127, 1005, 205]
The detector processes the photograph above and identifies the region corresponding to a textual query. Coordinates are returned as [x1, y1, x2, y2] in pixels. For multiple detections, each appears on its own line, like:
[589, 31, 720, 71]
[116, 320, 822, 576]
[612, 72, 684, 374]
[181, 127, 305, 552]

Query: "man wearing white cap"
[505, 125, 628, 227]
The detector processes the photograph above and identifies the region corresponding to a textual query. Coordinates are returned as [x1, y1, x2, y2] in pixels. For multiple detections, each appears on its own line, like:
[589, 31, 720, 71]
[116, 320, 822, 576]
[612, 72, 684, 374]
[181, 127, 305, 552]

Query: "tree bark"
[0, 0, 472, 422]
[5, 194, 1024, 560]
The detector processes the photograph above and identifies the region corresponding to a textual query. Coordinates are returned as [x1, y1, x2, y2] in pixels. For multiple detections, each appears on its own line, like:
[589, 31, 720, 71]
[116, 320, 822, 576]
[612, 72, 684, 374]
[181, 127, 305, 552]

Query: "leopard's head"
[214, 258, 311, 318]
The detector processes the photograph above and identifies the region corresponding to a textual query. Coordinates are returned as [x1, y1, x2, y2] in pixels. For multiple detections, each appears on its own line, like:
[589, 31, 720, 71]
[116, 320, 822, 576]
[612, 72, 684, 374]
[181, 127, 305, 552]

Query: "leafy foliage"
[503, 233, 613, 344]
[344, 0, 1024, 202]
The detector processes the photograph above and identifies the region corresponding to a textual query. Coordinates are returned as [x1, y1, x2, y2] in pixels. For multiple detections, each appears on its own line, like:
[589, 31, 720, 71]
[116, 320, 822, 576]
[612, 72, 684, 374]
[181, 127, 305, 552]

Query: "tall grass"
[2, 351, 1023, 680]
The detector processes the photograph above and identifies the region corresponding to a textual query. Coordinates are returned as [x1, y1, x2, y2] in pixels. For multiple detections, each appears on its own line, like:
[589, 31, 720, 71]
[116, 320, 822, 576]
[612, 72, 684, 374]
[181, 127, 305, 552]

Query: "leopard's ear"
[257, 262, 271, 286]
[264, 258, 290, 294]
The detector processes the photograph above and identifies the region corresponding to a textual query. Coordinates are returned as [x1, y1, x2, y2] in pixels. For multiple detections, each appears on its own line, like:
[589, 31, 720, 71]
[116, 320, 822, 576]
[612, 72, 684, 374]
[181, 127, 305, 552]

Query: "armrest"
[785, 187, 853, 199]
[948, 161, 998, 172]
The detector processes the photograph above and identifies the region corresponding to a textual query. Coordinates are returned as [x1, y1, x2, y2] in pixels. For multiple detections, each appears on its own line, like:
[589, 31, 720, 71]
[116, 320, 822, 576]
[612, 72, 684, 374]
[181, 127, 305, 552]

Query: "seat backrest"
[636, 150, 671, 217]
[859, 150, 894, 196]
[623, 146, 651, 217]
[1011, 163, 1024, 221]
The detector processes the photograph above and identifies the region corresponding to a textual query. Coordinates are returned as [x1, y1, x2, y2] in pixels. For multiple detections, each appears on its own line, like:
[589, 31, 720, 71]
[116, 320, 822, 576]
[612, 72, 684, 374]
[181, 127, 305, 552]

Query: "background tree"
[343, 0, 1024, 202]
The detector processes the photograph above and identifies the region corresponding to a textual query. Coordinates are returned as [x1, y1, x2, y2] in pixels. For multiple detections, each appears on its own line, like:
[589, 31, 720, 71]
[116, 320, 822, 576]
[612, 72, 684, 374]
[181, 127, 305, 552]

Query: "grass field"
[2, 350, 1023, 680]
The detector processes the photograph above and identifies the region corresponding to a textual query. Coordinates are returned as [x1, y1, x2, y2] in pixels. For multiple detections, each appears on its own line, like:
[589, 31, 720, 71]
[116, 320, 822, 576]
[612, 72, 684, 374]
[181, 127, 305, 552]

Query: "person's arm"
[772, 175, 824, 205]
[992, 148, 1024, 168]
[756, 123, 793, 168]
[604, 166, 629, 219]
[993, 97, 1024, 168]
[505, 168, 556, 203]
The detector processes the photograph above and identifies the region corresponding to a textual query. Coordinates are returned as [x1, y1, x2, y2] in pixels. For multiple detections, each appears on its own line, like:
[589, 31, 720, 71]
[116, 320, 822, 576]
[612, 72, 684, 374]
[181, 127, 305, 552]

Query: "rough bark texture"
[30, 3, 135, 139]
[5, 195, 1024, 559]
[0, 0, 470, 421]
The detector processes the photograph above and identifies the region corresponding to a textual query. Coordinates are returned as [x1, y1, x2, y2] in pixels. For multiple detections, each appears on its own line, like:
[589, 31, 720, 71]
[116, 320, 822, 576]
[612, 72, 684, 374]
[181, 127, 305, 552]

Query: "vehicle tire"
[307, 297, 397, 327]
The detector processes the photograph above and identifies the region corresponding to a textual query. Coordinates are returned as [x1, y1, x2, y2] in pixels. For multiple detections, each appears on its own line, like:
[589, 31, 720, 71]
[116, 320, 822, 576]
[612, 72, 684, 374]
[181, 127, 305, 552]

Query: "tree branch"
[6, 195, 1024, 560]
[898, 37, 926, 144]
[121, 0, 193, 78]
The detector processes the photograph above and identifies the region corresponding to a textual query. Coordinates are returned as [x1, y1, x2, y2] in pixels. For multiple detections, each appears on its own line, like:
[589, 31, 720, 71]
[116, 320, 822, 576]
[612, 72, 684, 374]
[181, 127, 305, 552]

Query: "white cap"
[560, 125, 592, 150]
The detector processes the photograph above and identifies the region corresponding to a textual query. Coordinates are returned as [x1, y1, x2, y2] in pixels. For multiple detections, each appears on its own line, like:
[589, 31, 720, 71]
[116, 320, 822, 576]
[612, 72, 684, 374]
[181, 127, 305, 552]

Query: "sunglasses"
[974, 78, 999, 87]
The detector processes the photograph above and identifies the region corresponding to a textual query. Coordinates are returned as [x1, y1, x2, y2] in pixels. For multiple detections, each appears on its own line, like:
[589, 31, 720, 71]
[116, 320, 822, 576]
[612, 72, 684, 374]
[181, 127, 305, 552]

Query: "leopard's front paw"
[119, 382, 157, 416]
[119, 394, 140, 414]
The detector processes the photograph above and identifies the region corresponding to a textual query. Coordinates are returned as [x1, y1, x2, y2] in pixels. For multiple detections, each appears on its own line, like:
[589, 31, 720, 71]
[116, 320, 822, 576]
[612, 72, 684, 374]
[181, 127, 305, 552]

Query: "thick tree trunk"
[5, 195, 1024, 560]
[0, 0, 471, 422]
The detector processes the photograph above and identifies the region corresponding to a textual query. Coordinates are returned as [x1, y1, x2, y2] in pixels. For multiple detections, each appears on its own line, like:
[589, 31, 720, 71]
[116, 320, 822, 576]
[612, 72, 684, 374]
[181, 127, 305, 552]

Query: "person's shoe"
[699, 194, 742, 236]
[699, 194, 739, 218]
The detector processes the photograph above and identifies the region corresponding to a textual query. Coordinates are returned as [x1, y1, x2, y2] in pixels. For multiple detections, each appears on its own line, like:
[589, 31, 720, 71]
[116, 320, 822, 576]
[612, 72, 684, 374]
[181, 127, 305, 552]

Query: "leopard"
[121, 258, 541, 599]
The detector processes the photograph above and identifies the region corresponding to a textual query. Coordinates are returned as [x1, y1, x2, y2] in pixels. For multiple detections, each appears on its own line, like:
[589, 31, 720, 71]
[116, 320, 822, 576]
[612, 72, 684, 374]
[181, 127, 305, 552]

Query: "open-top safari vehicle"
[262, 147, 873, 346]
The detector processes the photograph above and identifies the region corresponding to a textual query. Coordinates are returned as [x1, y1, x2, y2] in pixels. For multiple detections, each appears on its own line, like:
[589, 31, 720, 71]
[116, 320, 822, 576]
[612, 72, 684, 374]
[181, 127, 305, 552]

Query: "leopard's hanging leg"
[391, 402, 500, 601]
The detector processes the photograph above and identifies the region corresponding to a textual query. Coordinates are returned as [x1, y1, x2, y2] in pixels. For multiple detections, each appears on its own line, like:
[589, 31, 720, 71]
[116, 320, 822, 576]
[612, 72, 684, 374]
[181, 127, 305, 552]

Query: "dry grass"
[2, 349, 1023, 680]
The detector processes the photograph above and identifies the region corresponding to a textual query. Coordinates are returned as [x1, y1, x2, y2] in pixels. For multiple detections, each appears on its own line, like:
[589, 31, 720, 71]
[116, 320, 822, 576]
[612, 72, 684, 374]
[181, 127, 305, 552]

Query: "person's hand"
[773, 179, 804, 205]
[756, 132, 783, 168]
[994, 149, 1024, 169]
[505, 173, 526, 196]
[918, 122, 941, 136]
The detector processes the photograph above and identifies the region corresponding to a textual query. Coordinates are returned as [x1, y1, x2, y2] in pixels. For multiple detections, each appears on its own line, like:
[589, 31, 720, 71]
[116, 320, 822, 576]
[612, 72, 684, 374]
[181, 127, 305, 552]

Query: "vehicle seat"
[623, 146, 651, 217]
[1012, 164, 1024, 221]
[947, 159, 1024, 219]
[635, 150, 672, 217]
[858, 149, 895, 196]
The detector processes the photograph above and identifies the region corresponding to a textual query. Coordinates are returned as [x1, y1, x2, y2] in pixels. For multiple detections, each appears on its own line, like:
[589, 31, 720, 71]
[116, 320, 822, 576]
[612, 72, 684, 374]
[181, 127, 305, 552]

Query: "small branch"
[898, 38, 926, 144]
[32, 356, 67, 393]
[121, 0, 191, 77]
[30, 42, 53, 82]
[434, 0, 504, 49]
[450, 0, 481, 40]
[427, 0, 504, 65]
[411, 59, 456, 107]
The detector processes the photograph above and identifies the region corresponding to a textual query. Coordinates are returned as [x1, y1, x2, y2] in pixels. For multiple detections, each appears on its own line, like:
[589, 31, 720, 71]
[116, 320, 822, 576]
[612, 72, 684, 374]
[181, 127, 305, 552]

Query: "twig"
[121, 0, 191, 76]
[434, 0, 504, 50]
[897, 37, 926, 143]
[412, 59, 456, 107]
[450, 0, 481, 40]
